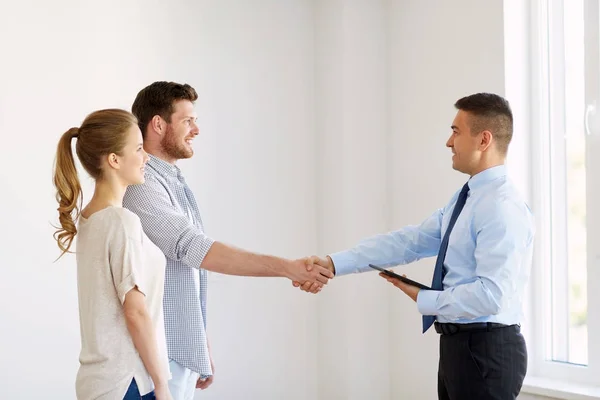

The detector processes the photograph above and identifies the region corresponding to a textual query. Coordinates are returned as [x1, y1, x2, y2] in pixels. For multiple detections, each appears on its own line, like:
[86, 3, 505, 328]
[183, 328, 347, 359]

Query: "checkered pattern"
[123, 155, 213, 378]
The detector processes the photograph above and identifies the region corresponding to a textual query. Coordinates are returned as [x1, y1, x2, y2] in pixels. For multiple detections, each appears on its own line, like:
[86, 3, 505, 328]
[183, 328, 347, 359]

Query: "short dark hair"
[132, 81, 198, 138]
[454, 92, 513, 155]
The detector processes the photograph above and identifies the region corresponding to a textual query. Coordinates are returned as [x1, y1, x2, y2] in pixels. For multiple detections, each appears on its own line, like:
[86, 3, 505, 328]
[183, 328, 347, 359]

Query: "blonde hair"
[53, 109, 138, 257]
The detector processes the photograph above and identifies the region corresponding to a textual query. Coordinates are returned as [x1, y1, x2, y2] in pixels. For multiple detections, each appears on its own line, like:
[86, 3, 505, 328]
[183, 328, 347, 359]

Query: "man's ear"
[150, 115, 166, 136]
[479, 130, 493, 151]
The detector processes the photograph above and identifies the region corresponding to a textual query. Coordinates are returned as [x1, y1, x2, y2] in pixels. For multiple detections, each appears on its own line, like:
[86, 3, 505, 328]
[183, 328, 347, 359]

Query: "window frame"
[528, 0, 600, 386]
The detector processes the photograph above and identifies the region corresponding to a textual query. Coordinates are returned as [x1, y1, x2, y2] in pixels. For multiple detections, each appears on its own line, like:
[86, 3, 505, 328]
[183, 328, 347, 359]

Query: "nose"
[446, 134, 453, 148]
[191, 120, 200, 136]
[142, 149, 149, 164]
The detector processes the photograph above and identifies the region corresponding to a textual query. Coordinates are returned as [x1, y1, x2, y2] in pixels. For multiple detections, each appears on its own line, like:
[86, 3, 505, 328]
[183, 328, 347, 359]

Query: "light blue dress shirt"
[329, 165, 535, 325]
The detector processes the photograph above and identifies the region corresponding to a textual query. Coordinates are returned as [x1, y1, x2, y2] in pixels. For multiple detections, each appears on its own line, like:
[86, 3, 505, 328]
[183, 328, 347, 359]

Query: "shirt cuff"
[328, 250, 359, 276]
[186, 235, 216, 269]
[417, 289, 441, 316]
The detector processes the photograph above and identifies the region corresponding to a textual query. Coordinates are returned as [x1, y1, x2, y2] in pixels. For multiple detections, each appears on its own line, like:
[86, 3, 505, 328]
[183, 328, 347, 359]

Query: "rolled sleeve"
[116, 272, 143, 304]
[185, 233, 215, 269]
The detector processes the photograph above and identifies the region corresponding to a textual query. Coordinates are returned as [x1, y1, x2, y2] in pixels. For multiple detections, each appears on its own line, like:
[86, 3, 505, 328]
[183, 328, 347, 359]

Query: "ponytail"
[53, 127, 82, 257]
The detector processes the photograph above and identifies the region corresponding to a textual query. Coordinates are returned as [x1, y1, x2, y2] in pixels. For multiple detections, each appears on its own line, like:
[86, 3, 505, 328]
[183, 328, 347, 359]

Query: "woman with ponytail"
[53, 109, 172, 400]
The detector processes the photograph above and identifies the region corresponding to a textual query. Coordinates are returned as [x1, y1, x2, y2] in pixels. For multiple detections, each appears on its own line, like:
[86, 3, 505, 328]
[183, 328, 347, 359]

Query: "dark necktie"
[422, 182, 470, 333]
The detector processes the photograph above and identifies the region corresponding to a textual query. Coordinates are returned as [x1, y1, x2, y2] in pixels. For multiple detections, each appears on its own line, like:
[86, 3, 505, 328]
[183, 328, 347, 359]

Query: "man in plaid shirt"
[123, 81, 333, 400]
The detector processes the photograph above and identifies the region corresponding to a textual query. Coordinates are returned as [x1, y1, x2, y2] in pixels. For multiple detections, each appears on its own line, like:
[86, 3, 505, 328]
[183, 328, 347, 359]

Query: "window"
[529, 0, 600, 385]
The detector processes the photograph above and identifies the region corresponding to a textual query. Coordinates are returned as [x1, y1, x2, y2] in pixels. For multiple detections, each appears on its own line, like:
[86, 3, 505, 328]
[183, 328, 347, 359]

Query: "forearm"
[201, 241, 290, 277]
[125, 309, 169, 388]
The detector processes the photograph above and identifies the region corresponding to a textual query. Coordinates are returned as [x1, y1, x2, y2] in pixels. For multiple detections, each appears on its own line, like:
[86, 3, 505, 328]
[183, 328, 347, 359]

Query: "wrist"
[154, 378, 169, 388]
[326, 255, 336, 276]
[281, 258, 296, 279]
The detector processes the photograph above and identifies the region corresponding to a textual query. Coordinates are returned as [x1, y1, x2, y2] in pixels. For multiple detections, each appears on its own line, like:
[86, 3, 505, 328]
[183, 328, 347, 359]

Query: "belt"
[434, 321, 516, 335]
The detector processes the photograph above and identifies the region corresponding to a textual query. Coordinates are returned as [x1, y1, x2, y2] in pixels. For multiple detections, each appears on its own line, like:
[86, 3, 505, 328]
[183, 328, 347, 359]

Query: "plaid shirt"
[123, 155, 213, 377]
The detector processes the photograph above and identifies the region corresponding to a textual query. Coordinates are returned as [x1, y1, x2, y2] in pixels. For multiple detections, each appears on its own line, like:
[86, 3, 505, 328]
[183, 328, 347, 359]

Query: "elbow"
[480, 289, 504, 316]
[124, 306, 149, 325]
[477, 278, 507, 316]
[483, 299, 502, 316]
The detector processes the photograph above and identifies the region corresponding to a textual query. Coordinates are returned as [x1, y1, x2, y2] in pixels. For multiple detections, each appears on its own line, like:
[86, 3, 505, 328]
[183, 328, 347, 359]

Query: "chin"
[183, 147, 194, 159]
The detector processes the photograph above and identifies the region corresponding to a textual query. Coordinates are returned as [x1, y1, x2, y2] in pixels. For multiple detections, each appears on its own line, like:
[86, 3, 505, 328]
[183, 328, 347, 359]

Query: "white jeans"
[168, 359, 199, 400]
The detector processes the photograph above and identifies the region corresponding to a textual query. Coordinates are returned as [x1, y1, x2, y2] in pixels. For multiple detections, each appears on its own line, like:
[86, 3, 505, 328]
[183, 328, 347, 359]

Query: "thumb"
[304, 258, 314, 271]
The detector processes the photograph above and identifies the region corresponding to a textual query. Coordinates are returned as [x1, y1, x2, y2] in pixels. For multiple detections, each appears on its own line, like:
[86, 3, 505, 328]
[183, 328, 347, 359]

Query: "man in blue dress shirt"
[302, 93, 534, 399]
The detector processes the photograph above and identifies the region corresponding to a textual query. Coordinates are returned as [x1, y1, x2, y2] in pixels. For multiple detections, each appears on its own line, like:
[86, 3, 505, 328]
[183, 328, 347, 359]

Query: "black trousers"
[437, 324, 527, 400]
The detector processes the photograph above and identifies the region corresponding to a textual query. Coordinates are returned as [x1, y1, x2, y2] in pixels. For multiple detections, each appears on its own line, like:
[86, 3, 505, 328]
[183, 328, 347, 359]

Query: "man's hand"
[379, 272, 420, 302]
[292, 255, 335, 293]
[196, 345, 215, 390]
[286, 257, 333, 294]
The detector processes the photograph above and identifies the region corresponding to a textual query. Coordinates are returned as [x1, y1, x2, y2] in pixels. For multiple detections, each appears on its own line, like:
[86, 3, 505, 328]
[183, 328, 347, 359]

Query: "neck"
[90, 178, 127, 209]
[469, 154, 505, 177]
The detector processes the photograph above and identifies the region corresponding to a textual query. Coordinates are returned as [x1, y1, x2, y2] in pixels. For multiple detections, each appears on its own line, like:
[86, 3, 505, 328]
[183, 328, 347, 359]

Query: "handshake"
[285, 255, 335, 294]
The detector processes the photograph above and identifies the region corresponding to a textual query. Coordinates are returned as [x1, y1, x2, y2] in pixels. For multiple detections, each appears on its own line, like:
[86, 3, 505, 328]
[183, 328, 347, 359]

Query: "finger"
[309, 255, 323, 264]
[315, 265, 334, 279]
[293, 281, 300, 287]
[309, 282, 322, 293]
[301, 281, 313, 291]
[196, 377, 207, 388]
[203, 377, 214, 389]
[198, 377, 213, 390]
[315, 273, 329, 284]
[381, 273, 401, 284]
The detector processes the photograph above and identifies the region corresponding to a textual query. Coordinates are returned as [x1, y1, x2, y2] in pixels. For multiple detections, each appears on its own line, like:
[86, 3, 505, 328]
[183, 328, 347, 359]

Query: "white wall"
[315, 1, 392, 399]
[0, 0, 559, 399]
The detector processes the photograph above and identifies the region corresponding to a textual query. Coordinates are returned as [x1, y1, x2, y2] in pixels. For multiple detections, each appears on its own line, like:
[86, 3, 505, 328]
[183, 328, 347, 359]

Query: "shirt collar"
[468, 165, 506, 191]
[147, 154, 180, 178]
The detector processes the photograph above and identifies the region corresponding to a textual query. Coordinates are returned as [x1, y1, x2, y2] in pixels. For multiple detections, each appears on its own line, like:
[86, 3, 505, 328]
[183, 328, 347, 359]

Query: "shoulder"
[124, 173, 169, 200]
[473, 179, 534, 235]
[107, 207, 143, 240]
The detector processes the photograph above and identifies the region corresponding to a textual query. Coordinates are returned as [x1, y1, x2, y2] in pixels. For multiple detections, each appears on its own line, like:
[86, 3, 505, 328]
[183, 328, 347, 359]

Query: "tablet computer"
[369, 264, 431, 290]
